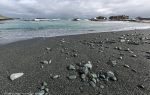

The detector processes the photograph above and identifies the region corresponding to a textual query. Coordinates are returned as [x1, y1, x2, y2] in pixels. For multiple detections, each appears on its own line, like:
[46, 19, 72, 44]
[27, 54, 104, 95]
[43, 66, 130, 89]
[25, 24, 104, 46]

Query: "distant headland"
[0, 14, 13, 21]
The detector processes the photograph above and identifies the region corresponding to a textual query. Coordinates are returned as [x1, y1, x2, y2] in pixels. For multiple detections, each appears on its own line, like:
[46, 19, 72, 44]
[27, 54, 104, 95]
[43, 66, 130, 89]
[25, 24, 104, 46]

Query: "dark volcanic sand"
[0, 29, 150, 95]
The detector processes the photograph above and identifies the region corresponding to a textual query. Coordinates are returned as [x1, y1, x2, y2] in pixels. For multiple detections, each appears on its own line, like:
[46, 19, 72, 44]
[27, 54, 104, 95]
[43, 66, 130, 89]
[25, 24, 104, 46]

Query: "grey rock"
[100, 85, 104, 89]
[91, 78, 97, 84]
[41, 60, 49, 64]
[45, 88, 49, 92]
[124, 64, 129, 68]
[99, 75, 105, 79]
[89, 81, 96, 87]
[40, 86, 45, 90]
[52, 75, 59, 79]
[107, 60, 117, 66]
[68, 75, 77, 80]
[42, 82, 47, 86]
[35, 90, 45, 95]
[84, 61, 92, 70]
[79, 66, 89, 75]
[68, 65, 75, 70]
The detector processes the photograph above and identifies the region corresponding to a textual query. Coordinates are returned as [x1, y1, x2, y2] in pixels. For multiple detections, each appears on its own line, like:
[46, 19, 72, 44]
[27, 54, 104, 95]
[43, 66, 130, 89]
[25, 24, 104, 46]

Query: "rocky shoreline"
[0, 29, 150, 95]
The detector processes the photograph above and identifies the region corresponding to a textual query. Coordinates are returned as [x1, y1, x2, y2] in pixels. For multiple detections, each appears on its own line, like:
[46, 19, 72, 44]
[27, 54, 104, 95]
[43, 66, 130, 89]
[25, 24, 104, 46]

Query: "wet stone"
[42, 82, 47, 86]
[41, 60, 49, 64]
[68, 75, 77, 80]
[67, 65, 75, 70]
[89, 81, 96, 87]
[124, 64, 129, 68]
[52, 75, 59, 79]
[99, 85, 104, 89]
[107, 60, 117, 67]
[79, 66, 89, 75]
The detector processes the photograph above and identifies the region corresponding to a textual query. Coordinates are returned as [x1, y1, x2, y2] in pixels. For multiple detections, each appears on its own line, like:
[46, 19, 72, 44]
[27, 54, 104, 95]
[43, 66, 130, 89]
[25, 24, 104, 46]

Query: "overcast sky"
[0, 0, 150, 18]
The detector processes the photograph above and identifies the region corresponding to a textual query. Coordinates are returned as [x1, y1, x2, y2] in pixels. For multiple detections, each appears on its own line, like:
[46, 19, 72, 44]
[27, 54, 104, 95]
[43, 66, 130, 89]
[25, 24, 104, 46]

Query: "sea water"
[0, 18, 150, 44]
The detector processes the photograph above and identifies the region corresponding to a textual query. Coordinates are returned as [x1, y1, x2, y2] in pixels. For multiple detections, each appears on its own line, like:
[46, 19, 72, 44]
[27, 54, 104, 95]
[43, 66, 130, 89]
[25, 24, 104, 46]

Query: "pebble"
[107, 60, 117, 67]
[106, 71, 117, 81]
[124, 64, 130, 68]
[46, 47, 51, 51]
[68, 65, 75, 70]
[84, 61, 92, 70]
[88, 73, 97, 78]
[79, 66, 89, 75]
[131, 54, 137, 57]
[89, 81, 96, 87]
[10, 73, 24, 81]
[52, 75, 59, 79]
[99, 85, 104, 89]
[35, 90, 45, 95]
[137, 84, 145, 89]
[42, 82, 47, 86]
[41, 60, 49, 64]
[91, 78, 97, 83]
[68, 75, 77, 80]
[45, 88, 49, 92]
[99, 75, 105, 79]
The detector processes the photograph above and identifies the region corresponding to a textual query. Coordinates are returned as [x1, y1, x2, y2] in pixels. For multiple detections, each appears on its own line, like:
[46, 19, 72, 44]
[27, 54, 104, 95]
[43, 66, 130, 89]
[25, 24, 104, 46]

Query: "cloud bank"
[0, 0, 150, 18]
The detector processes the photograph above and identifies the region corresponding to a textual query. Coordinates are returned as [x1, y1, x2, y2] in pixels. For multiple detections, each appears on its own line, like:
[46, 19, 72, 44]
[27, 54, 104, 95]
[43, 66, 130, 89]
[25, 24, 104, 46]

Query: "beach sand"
[0, 29, 150, 95]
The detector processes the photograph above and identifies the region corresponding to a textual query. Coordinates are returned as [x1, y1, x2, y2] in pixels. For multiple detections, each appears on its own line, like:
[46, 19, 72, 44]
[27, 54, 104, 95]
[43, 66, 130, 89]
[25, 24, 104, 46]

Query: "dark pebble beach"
[0, 29, 150, 95]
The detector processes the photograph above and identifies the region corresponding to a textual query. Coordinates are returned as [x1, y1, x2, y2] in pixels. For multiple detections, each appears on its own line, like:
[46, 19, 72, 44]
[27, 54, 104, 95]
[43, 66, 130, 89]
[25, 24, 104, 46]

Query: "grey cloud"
[0, 0, 150, 18]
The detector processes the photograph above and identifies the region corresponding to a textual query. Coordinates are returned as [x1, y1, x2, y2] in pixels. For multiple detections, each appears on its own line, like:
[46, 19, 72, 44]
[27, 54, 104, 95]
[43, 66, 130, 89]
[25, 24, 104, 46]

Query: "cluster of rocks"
[67, 61, 117, 88]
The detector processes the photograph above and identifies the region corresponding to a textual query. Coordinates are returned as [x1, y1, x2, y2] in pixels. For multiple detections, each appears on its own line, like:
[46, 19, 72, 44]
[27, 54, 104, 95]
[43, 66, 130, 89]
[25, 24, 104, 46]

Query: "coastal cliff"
[0, 14, 13, 21]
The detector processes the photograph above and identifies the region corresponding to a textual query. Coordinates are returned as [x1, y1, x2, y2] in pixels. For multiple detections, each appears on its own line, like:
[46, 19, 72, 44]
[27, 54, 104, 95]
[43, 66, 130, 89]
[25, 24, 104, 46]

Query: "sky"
[0, 0, 150, 18]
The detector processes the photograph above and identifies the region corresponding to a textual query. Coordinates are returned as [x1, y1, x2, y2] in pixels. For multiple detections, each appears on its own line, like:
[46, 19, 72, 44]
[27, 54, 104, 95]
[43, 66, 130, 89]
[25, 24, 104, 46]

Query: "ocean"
[0, 18, 150, 44]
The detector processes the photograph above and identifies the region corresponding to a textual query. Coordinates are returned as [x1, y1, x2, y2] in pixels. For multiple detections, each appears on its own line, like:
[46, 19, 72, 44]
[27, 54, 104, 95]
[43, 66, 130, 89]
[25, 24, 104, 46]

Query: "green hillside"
[0, 14, 13, 20]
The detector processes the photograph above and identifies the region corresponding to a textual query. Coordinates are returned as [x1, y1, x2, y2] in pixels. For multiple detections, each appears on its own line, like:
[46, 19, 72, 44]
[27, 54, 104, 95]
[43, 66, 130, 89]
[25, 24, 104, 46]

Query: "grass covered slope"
[0, 14, 13, 20]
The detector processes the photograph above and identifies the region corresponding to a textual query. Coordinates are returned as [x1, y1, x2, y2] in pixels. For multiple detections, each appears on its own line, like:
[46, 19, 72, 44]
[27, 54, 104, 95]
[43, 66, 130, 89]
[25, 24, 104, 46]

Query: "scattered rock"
[67, 65, 75, 70]
[52, 75, 60, 79]
[107, 60, 117, 67]
[124, 64, 129, 68]
[89, 81, 96, 87]
[68, 75, 77, 80]
[10, 73, 24, 81]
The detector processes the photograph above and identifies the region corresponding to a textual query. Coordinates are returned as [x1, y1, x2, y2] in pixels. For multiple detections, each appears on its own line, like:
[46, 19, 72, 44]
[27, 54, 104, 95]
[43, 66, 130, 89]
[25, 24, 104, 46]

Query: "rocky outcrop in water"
[109, 15, 129, 20]
[90, 16, 107, 21]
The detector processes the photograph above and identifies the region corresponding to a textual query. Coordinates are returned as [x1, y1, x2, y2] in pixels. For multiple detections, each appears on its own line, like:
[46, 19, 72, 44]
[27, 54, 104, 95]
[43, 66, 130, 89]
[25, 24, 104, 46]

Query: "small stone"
[88, 73, 97, 78]
[84, 61, 92, 70]
[120, 39, 126, 42]
[45, 88, 49, 92]
[41, 60, 49, 64]
[68, 65, 75, 70]
[91, 78, 97, 83]
[79, 86, 83, 90]
[124, 64, 129, 68]
[80, 74, 86, 79]
[99, 75, 105, 79]
[131, 54, 137, 57]
[49, 60, 52, 64]
[40, 86, 45, 90]
[41, 65, 44, 68]
[107, 60, 117, 67]
[132, 69, 137, 73]
[73, 54, 78, 57]
[76, 62, 82, 66]
[100, 85, 104, 89]
[137, 84, 145, 89]
[89, 81, 96, 87]
[46, 47, 51, 51]
[118, 56, 123, 60]
[68, 75, 77, 80]
[52, 75, 59, 79]
[35, 90, 45, 95]
[79, 66, 89, 75]
[42, 82, 47, 86]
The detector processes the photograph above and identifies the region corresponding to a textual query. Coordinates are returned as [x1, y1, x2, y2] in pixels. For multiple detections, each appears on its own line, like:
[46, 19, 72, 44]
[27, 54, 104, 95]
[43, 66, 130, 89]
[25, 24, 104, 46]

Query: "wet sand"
[0, 29, 150, 95]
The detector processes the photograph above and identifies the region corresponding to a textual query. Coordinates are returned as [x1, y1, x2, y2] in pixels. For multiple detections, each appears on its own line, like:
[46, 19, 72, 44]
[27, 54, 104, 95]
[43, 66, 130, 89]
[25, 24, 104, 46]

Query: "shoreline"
[0, 29, 150, 94]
